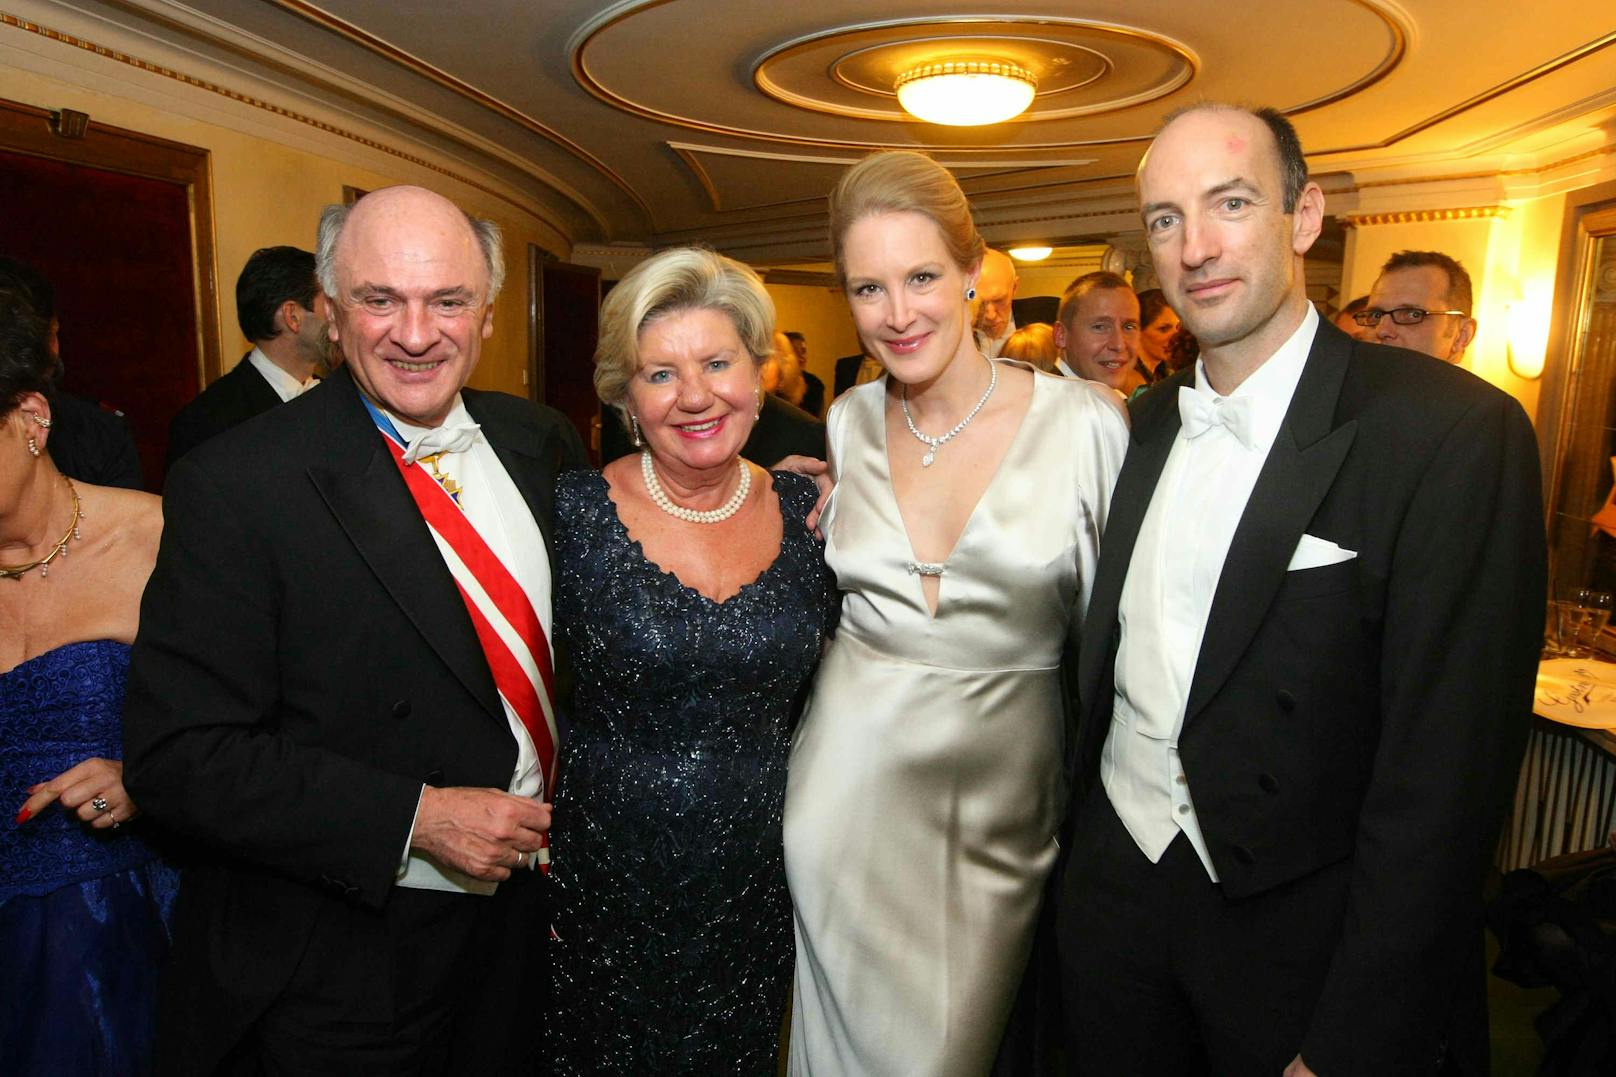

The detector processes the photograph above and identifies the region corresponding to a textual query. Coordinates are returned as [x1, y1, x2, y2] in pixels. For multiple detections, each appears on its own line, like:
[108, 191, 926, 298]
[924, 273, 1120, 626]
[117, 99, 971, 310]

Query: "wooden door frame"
[1536, 180, 1616, 510]
[0, 96, 222, 386]
[527, 242, 548, 405]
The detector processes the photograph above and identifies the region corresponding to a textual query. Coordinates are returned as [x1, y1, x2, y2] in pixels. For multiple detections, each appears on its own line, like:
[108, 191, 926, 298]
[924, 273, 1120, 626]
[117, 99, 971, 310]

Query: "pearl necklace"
[1, 478, 83, 581]
[900, 354, 998, 467]
[640, 451, 751, 524]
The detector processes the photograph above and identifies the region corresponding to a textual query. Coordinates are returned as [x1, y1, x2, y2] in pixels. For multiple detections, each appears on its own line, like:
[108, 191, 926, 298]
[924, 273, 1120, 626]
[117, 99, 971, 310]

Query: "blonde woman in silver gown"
[784, 151, 1129, 1075]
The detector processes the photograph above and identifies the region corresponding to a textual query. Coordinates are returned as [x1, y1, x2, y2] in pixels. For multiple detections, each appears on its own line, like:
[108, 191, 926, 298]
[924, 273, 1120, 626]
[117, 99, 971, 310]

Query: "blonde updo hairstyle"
[828, 151, 986, 288]
[593, 246, 776, 424]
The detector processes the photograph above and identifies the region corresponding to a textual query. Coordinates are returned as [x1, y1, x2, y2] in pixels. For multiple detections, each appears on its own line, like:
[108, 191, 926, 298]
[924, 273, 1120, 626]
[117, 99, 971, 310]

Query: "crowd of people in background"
[0, 99, 1544, 1077]
[911, 234, 1482, 413]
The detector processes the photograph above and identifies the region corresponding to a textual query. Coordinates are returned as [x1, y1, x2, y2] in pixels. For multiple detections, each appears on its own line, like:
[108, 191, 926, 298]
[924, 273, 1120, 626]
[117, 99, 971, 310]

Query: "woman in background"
[1136, 287, 1183, 384]
[0, 289, 176, 1075]
[549, 247, 837, 1074]
[784, 151, 1128, 1075]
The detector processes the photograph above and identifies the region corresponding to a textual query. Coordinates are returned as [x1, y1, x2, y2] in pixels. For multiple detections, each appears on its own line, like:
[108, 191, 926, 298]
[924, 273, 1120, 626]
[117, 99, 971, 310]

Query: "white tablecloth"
[1534, 658, 1616, 729]
[1497, 659, 1616, 870]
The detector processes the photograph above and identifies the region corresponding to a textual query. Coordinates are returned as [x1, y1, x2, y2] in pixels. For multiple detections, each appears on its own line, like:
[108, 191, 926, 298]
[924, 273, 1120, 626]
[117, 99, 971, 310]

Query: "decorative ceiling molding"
[1351, 140, 1616, 192]
[1343, 207, 1511, 226]
[668, 141, 1099, 213]
[36, 0, 1609, 262]
[1325, 29, 1616, 155]
[570, 2, 1413, 155]
[81, 0, 610, 234]
[1451, 85, 1616, 159]
[751, 18, 1196, 125]
[264, 0, 654, 228]
[0, 8, 570, 234]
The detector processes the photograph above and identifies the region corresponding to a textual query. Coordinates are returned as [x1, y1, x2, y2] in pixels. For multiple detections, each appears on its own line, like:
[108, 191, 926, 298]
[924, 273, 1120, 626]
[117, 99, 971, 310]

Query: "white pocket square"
[1287, 533, 1357, 571]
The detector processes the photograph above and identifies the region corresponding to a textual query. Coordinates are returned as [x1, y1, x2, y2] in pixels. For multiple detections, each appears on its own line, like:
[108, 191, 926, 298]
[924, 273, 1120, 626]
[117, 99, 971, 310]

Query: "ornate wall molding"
[1342, 207, 1512, 227]
[0, 9, 569, 236]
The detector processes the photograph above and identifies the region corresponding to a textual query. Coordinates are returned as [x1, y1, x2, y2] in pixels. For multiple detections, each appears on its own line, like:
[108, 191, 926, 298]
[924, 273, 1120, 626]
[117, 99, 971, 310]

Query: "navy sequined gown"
[0, 640, 180, 1076]
[550, 469, 837, 1075]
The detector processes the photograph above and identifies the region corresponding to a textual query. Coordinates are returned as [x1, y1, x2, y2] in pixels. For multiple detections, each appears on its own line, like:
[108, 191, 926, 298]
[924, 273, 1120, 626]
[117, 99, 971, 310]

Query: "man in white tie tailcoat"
[1056, 104, 1545, 1077]
[125, 186, 584, 1073]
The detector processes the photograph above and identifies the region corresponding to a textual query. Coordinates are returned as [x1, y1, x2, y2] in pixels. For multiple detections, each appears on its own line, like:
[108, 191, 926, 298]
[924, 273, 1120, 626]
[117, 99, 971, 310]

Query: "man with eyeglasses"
[1357, 250, 1477, 363]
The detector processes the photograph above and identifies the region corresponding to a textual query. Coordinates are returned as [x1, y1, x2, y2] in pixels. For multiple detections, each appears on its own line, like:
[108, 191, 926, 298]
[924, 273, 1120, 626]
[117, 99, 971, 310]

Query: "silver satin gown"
[784, 367, 1130, 1075]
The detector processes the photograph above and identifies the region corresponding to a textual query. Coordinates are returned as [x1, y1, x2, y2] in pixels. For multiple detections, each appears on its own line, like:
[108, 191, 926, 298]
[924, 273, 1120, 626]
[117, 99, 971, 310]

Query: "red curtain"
[0, 147, 201, 491]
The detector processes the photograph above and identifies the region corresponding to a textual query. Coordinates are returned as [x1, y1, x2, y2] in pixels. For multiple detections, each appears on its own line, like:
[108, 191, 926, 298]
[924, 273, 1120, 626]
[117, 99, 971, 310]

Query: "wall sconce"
[1505, 290, 1552, 380]
[49, 109, 89, 139]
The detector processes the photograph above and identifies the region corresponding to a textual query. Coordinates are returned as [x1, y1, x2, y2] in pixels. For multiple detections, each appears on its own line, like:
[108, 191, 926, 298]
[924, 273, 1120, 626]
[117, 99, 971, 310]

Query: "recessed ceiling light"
[1009, 246, 1053, 262]
[895, 60, 1037, 127]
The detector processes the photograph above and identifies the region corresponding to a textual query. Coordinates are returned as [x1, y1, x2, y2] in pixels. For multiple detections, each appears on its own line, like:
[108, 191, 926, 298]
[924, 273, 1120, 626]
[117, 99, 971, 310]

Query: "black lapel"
[1076, 370, 1192, 723]
[1182, 322, 1358, 724]
[305, 370, 504, 724]
[463, 389, 561, 577]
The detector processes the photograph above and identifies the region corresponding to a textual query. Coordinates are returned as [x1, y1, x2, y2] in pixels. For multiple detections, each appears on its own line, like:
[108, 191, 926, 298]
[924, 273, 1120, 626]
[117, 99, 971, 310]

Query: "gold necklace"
[0, 478, 83, 581]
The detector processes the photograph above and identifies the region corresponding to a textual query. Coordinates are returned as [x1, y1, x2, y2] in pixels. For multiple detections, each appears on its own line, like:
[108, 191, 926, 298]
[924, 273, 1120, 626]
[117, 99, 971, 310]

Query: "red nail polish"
[15, 806, 32, 825]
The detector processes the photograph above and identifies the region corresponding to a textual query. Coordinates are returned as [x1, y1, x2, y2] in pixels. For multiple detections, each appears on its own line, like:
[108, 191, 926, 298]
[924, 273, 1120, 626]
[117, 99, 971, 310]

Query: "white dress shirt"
[246, 346, 313, 402]
[387, 395, 555, 894]
[1103, 305, 1319, 881]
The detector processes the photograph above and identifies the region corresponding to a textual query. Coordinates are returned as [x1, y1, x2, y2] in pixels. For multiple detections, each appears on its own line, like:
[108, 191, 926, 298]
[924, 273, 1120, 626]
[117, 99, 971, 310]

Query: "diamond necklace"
[900, 354, 998, 467]
[1, 477, 83, 581]
[640, 450, 752, 524]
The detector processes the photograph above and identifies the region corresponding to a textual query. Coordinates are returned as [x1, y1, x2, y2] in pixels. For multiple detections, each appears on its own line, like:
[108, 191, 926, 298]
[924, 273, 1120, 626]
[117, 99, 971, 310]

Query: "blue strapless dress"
[0, 640, 180, 1076]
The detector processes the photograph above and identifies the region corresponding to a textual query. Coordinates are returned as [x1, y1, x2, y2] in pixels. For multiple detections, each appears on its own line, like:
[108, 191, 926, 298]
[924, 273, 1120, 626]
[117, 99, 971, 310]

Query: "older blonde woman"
[1000, 321, 1061, 374]
[783, 151, 1129, 1075]
[548, 247, 837, 1075]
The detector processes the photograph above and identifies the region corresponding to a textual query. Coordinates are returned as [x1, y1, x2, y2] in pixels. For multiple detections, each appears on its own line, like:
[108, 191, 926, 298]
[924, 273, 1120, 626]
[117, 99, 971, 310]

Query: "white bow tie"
[402, 422, 481, 464]
[1177, 387, 1256, 451]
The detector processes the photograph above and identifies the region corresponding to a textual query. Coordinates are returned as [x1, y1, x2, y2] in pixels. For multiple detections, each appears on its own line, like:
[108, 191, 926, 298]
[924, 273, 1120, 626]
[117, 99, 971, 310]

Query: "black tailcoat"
[124, 366, 584, 1071]
[1065, 321, 1546, 1074]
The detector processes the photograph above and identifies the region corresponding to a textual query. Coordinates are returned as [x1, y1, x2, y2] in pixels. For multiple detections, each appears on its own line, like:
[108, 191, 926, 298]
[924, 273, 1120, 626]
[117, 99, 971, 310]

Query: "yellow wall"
[764, 282, 863, 394]
[1, 64, 567, 397]
[1016, 264, 1082, 300]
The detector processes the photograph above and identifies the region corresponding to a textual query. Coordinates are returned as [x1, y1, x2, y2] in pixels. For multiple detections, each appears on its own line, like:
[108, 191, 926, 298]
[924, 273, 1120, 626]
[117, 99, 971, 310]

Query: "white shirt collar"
[247, 346, 313, 403]
[388, 395, 475, 446]
[1191, 304, 1319, 450]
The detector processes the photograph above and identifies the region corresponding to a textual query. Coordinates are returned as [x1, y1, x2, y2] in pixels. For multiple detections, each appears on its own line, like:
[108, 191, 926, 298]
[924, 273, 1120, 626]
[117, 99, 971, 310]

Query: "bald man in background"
[973, 248, 1019, 358]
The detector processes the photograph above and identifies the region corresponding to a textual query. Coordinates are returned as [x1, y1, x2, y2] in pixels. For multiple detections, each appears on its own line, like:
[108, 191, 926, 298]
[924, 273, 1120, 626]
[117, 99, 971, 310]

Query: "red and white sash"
[369, 402, 559, 868]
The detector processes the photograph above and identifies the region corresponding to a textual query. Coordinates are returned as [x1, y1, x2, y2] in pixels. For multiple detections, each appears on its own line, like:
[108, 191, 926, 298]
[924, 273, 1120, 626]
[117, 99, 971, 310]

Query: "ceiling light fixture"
[1008, 246, 1053, 262]
[895, 60, 1037, 127]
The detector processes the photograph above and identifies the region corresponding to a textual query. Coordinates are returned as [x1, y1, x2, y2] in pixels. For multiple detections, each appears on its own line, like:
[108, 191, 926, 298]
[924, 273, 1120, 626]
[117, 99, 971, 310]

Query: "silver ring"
[91, 796, 110, 813]
[515, 851, 527, 869]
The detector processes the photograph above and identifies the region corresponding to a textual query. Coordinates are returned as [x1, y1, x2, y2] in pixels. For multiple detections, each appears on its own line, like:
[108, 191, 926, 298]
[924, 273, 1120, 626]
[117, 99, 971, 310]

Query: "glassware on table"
[1560, 589, 1613, 658]
[1544, 599, 1570, 656]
